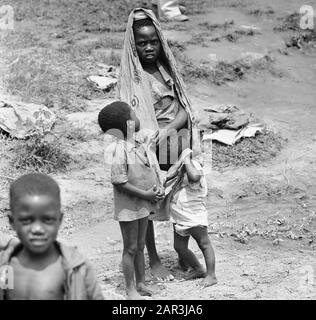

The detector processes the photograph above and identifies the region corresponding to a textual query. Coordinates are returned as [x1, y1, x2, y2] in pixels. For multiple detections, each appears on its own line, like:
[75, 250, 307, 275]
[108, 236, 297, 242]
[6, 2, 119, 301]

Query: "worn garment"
[0, 241, 104, 300]
[149, 148, 192, 221]
[146, 61, 179, 125]
[111, 138, 163, 222]
[6, 255, 64, 300]
[145, 61, 190, 170]
[170, 159, 209, 235]
[117, 8, 198, 154]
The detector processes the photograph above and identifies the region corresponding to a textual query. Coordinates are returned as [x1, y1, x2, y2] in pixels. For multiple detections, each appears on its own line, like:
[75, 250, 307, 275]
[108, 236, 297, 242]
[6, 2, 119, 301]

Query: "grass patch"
[11, 0, 150, 32]
[12, 135, 72, 174]
[211, 130, 284, 170]
[248, 8, 274, 16]
[167, 39, 186, 52]
[285, 30, 316, 49]
[180, 54, 277, 85]
[3, 42, 121, 111]
[184, 32, 210, 47]
[184, 0, 212, 14]
[273, 12, 316, 50]
[274, 12, 302, 32]
[64, 127, 90, 142]
[224, 29, 261, 42]
[198, 20, 234, 31]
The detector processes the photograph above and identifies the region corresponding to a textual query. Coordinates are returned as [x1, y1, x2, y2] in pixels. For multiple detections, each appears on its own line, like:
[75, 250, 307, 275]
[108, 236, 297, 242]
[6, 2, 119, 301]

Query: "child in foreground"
[0, 173, 104, 300]
[98, 101, 164, 300]
[169, 151, 217, 287]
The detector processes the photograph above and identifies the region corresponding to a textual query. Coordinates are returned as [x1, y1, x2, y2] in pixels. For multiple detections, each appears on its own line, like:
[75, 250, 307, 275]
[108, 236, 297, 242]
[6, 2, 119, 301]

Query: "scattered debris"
[0, 98, 56, 139]
[272, 238, 284, 246]
[87, 76, 117, 91]
[231, 231, 249, 244]
[230, 225, 260, 244]
[267, 217, 286, 226]
[87, 65, 118, 91]
[240, 25, 261, 31]
[203, 124, 264, 145]
[200, 105, 250, 130]
[287, 231, 302, 240]
[200, 104, 265, 145]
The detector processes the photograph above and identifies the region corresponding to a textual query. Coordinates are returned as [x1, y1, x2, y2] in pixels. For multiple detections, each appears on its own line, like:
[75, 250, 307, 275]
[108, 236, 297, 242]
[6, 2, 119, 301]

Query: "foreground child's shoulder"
[57, 242, 104, 300]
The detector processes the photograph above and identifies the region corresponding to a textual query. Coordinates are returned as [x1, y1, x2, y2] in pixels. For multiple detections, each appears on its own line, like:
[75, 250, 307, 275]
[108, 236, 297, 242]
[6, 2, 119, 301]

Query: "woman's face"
[134, 25, 161, 66]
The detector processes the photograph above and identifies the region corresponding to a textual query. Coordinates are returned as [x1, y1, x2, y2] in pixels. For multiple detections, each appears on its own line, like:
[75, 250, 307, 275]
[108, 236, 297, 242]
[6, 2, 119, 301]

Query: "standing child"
[98, 101, 164, 300]
[169, 150, 217, 287]
[0, 173, 104, 300]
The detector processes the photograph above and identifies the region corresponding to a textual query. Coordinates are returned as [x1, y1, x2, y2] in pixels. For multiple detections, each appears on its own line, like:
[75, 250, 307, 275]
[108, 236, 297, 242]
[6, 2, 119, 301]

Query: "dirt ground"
[0, 0, 316, 299]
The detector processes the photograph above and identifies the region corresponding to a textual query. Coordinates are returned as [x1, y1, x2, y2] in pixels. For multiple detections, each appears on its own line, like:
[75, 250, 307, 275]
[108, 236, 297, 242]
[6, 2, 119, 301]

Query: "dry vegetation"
[12, 135, 72, 174]
[211, 131, 285, 170]
[177, 54, 280, 85]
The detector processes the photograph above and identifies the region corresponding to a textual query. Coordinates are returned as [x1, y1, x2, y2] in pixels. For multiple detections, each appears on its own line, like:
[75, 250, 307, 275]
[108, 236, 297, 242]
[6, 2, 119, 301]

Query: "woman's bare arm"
[165, 106, 188, 132]
[155, 106, 188, 146]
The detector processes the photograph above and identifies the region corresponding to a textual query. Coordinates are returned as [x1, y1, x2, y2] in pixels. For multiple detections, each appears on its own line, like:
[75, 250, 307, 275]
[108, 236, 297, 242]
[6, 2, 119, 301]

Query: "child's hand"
[157, 187, 165, 198]
[144, 185, 165, 203]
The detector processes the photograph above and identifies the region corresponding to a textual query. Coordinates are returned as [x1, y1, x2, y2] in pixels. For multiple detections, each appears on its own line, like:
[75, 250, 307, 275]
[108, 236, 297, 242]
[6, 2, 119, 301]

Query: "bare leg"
[190, 227, 217, 287]
[119, 221, 144, 300]
[134, 217, 153, 296]
[173, 228, 205, 280]
[146, 220, 174, 281]
[178, 257, 190, 271]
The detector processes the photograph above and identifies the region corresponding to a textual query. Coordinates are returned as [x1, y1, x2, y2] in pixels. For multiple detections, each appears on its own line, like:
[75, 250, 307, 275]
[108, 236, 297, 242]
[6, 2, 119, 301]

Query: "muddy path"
[1, 0, 316, 299]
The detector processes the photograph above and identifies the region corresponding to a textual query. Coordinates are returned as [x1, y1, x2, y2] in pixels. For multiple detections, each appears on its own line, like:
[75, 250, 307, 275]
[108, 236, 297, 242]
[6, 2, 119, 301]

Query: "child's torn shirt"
[111, 138, 162, 222]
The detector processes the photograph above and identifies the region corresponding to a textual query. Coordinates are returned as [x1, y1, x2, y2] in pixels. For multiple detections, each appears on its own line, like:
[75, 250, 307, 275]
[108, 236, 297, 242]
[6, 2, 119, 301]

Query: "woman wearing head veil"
[117, 8, 199, 280]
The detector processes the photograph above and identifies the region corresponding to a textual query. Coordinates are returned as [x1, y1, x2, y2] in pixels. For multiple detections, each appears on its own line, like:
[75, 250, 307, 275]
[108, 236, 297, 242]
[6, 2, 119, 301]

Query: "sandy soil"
[0, 0, 316, 299]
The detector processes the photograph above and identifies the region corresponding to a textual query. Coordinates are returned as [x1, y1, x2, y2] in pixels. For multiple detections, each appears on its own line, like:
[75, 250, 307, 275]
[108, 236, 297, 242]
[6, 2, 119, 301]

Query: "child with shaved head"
[0, 173, 104, 300]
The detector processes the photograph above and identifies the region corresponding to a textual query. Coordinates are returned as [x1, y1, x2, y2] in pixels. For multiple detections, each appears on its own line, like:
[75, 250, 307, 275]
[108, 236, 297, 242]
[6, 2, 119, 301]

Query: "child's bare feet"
[136, 282, 154, 296]
[150, 262, 174, 281]
[202, 275, 218, 287]
[185, 269, 206, 280]
[127, 289, 146, 300]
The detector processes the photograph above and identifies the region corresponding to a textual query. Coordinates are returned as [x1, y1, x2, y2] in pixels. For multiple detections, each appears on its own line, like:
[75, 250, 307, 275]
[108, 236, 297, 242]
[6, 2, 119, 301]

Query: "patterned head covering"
[117, 8, 195, 135]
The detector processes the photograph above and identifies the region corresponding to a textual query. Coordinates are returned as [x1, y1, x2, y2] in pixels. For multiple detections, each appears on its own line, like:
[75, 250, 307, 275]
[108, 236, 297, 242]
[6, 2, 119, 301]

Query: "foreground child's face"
[134, 25, 161, 66]
[11, 194, 62, 255]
